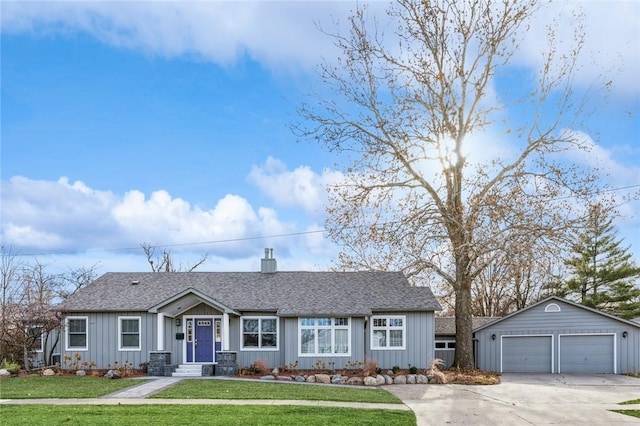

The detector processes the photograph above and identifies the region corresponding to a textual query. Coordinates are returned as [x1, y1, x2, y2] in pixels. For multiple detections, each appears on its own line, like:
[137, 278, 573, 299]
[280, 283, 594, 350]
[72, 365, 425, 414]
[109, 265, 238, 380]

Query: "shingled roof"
[60, 271, 441, 317]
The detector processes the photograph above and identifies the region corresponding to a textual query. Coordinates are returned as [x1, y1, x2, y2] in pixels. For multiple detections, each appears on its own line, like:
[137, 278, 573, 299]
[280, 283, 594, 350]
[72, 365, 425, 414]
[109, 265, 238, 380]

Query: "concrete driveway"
[384, 374, 640, 425]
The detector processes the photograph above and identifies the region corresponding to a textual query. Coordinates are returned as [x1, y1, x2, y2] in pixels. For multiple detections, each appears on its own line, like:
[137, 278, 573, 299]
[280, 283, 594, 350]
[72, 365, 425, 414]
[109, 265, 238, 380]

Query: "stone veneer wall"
[148, 351, 174, 377]
[215, 351, 237, 376]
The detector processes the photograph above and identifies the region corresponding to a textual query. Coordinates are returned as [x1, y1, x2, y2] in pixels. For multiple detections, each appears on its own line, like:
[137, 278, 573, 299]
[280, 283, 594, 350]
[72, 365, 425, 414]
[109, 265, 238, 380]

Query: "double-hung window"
[119, 317, 141, 351]
[66, 316, 88, 351]
[299, 317, 350, 356]
[242, 317, 278, 350]
[371, 315, 406, 350]
[28, 325, 44, 353]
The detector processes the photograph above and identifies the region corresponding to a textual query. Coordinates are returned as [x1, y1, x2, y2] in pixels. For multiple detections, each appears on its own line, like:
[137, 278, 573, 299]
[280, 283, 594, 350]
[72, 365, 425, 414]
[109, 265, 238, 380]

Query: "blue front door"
[195, 320, 214, 363]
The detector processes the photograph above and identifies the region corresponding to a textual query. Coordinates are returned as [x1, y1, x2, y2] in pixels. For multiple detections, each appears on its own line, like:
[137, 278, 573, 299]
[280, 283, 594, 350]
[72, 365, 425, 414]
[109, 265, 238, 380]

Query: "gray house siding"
[234, 314, 284, 369]
[475, 299, 640, 374]
[367, 311, 435, 370]
[56, 268, 442, 373]
[54, 311, 152, 371]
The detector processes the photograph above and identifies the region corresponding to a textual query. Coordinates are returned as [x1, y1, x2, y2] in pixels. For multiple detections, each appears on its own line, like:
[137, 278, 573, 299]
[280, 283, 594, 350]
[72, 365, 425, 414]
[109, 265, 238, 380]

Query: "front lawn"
[0, 405, 415, 425]
[152, 379, 402, 404]
[0, 376, 147, 399]
[620, 399, 640, 405]
[613, 410, 640, 419]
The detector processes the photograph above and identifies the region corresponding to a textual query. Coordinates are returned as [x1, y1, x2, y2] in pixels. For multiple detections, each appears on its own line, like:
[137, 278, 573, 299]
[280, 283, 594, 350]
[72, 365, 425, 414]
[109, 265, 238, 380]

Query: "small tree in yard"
[296, 0, 612, 368]
[562, 204, 640, 319]
[0, 246, 97, 370]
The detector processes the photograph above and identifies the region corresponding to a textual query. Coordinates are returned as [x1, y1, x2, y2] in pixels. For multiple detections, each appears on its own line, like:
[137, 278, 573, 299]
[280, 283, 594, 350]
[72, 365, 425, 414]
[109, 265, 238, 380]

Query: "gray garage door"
[559, 334, 614, 374]
[502, 336, 552, 373]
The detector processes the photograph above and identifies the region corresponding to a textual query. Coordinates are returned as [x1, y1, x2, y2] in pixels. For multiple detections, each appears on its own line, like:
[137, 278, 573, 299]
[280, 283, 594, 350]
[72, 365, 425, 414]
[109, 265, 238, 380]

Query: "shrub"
[392, 365, 401, 374]
[0, 359, 21, 373]
[252, 359, 269, 374]
[409, 366, 418, 374]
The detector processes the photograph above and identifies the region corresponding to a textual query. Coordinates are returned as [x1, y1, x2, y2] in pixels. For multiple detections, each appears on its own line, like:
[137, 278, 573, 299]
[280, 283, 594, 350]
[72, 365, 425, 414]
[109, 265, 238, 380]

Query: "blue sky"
[1, 1, 639, 275]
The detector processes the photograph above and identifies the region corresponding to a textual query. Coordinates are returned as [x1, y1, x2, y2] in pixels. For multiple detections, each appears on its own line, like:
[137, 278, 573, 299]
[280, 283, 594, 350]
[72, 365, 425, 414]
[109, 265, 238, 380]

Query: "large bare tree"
[297, 0, 608, 368]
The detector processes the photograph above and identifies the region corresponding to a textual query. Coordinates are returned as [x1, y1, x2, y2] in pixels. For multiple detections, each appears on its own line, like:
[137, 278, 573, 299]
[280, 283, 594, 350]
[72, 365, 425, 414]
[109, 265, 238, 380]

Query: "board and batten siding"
[475, 300, 640, 374]
[279, 317, 366, 371]
[57, 312, 153, 371]
[367, 311, 435, 370]
[233, 313, 285, 369]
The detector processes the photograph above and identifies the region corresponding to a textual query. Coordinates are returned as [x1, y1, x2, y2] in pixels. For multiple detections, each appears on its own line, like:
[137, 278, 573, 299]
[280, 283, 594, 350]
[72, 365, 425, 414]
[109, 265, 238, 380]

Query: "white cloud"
[248, 156, 343, 216]
[0, 1, 356, 72]
[0, 170, 342, 270]
[515, 1, 639, 97]
[3, 1, 636, 95]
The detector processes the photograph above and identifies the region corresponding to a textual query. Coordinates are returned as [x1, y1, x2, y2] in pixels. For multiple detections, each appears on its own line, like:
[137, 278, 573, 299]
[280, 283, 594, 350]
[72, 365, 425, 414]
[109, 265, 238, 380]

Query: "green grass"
[151, 379, 402, 403]
[620, 399, 640, 405]
[0, 376, 147, 399]
[613, 410, 640, 419]
[0, 405, 415, 425]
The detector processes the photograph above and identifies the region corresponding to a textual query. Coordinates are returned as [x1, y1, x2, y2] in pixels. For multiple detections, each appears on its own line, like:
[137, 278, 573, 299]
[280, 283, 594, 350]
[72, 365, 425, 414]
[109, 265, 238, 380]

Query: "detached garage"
[475, 296, 640, 375]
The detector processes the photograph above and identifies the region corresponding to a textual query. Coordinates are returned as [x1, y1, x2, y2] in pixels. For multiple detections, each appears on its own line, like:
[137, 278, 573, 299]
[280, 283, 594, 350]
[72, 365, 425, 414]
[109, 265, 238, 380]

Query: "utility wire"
[8, 183, 640, 257]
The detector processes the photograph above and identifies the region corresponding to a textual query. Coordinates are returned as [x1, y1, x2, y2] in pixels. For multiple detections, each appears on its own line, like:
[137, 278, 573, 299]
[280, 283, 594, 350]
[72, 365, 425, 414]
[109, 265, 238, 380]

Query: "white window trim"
[27, 324, 44, 353]
[370, 315, 406, 350]
[435, 340, 456, 351]
[298, 317, 351, 357]
[118, 316, 141, 351]
[240, 316, 280, 351]
[545, 303, 561, 312]
[65, 316, 88, 351]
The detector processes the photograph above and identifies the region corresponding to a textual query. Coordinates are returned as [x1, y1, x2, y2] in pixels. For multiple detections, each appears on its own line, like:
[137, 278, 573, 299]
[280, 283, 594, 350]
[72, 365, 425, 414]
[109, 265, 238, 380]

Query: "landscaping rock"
[260, 375, 275, 380]
[347, 376, 363, 386]
[416, 374, 428, 384]
[363, 376, 378, 386]
[375, 374, 385, 385]
[331, 374, 346, 385]
[306, 375, 316, 383]
[104, 369, 121, 379]
[271, 367, 279, 375]
[42, 369, 55, 376]
[315, 374, 330, 384]
[394, 375, 407, 384]
[407, 374, 416, 384]
[384, 375, 394, 385]
[294, 375, 306, 382]
[0, 369, 11, 377]
[76, 370, 86, 376]
[276, 375, 292, 381]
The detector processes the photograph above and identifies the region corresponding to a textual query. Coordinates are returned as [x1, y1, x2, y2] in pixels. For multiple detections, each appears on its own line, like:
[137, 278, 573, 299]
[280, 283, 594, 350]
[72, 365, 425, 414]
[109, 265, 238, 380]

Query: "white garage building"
[474, 296, 640, 375]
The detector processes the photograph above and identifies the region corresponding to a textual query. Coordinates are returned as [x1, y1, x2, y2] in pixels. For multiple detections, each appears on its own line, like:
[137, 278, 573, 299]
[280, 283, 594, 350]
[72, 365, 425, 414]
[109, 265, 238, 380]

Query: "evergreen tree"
[564, 205, 640, 319]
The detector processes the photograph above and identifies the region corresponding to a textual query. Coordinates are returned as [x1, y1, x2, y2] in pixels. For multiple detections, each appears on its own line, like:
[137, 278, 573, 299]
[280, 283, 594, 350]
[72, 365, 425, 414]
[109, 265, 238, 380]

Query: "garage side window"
[435, 340, 456, 350]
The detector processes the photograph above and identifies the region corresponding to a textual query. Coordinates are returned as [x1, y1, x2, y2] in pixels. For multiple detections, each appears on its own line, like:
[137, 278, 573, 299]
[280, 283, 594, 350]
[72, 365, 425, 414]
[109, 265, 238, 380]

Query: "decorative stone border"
[259, 373, 439, 385]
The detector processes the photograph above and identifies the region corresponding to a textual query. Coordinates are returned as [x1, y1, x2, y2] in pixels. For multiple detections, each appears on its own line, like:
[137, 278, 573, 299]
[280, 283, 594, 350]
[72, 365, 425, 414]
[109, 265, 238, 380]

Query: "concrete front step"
[172, 364, 202, 377]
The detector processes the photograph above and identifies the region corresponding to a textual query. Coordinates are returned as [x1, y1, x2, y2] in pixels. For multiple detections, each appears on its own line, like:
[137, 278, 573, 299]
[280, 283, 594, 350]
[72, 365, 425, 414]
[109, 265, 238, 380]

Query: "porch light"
[622, 331, 628, 338]
[491, 334, 496, 340]
[176, 318, 181, 327]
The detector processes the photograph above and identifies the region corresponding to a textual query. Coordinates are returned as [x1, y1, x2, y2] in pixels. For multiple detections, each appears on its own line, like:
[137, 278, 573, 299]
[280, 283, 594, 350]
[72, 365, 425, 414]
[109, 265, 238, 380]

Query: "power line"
[8, 183, 640, 258]
[12, 229, 328, 257]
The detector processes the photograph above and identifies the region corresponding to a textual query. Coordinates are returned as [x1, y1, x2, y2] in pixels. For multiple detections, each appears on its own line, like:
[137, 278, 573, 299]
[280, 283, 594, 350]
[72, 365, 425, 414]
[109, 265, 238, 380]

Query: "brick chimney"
[260, 248, 277, 273]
